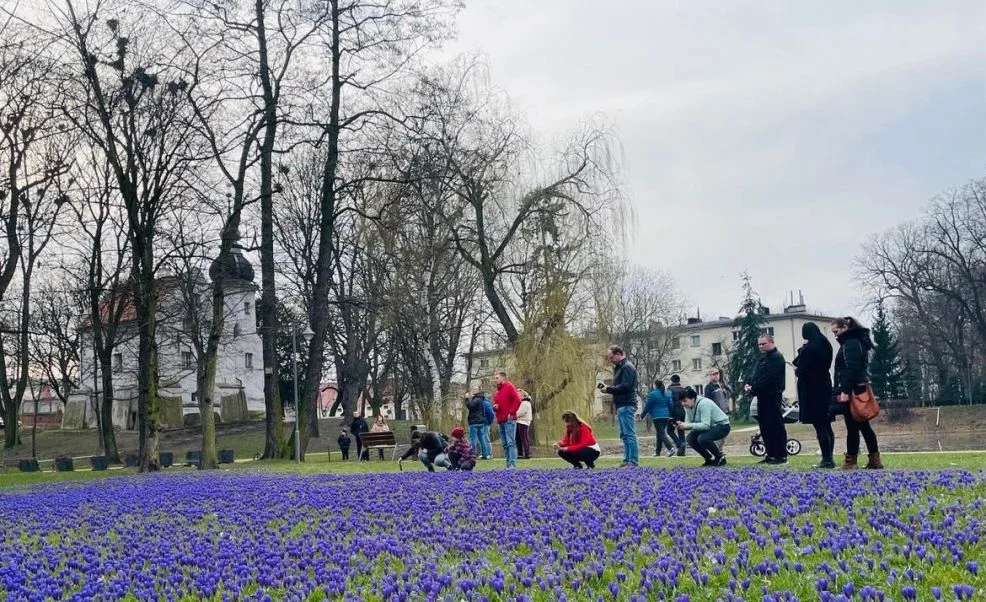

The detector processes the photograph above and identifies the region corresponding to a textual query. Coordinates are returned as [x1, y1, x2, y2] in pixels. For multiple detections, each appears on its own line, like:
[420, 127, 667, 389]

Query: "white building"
[666, 302, 838, 403]
[63, 246, 265, 430]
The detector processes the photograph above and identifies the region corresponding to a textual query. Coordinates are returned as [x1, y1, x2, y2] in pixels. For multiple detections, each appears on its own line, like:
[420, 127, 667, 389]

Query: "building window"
[671, 337, 680, 350]
[692, 358, 702, 371]
[245, 353, 254, 369]
[479, 358, 488, 369]
[671, 359, 682, 372]
[233, 323, 241, 338]
[732, 330, 740, 341]
[244, 301, 251, 315]
[761, 326, 775, 337]
[113, 353, 123, 372]
[712, 342, 723, 356]
[690, 334, 701, 347]
[182, 352, 194, 369]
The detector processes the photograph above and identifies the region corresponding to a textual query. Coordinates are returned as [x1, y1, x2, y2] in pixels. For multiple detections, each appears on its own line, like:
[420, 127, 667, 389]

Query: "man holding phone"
[600, 345, 639, 468]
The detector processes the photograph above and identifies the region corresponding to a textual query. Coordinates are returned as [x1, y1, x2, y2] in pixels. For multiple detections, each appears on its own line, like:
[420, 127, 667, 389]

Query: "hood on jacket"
[837, 326, 873, 351]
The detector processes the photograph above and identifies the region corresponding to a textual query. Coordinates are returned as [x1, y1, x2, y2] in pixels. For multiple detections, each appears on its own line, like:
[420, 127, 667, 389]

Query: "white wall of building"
[76, 282, 264, 426]
[666, 310, 838, 402]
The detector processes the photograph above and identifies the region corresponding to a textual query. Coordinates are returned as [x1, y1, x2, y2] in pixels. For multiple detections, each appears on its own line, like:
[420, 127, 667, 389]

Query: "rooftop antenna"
[799, 290, 804, 305]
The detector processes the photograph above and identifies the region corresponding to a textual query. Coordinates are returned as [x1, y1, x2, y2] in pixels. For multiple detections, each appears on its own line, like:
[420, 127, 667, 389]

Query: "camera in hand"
[596, 382, 606, 391]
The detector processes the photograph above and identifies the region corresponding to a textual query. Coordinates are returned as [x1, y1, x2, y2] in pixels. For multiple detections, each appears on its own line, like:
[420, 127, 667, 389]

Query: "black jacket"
[400, 431, 444, 460]
[349, 417, 369, 439]
[748, 348, 786, 399]
[337, 434, 352, 449]
[793, 323, 833, 423]
[834, 326, 873, 395]
[465, 394, 486, 425]
[606, 358, 639, 408]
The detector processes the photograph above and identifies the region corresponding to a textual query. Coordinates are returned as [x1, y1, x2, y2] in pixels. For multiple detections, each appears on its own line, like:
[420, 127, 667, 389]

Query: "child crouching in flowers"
[555, 411, 601, 469]
[445, 426, 476, 471]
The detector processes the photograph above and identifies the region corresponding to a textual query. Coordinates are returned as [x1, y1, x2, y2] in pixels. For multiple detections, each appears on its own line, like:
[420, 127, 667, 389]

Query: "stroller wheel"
[786, 439, 802, 456]
[750, 442, 766, 457]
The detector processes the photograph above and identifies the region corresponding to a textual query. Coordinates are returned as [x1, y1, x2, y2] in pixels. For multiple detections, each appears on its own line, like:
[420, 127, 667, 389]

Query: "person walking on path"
[793, 322, 836, 469]
[516, 390, 534, 459]
[465, 388, 493, 459]
[601, 345, 639, 468]
[555, 411, 601, 469]
[640, 380, 677, 456]
[675, 387, 731, 466]
[832, 316, 883, 470]
[349, 411, 370, 462]
[492, 371, 521, 468]
[666, 375, 687, 456]
[744, 335, 788, 465]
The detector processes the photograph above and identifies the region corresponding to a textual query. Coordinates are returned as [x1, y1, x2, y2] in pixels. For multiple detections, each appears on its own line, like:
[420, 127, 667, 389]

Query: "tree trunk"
[298, 0, 342, 459]
[197, 372, 219, 470]
[98, 357, 119, 463]
[135, 277, 160, 472]
[256, 0, 286, 460]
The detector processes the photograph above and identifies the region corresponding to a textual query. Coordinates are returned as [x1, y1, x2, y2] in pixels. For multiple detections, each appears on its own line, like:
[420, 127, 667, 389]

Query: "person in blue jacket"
[640, 380, 678, 456]
[481, 394, 496, 460]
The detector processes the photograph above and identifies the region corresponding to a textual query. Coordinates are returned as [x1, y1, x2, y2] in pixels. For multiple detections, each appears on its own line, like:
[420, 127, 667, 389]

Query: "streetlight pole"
[292, 331, 300, 464]
[292, 325, 315, 464]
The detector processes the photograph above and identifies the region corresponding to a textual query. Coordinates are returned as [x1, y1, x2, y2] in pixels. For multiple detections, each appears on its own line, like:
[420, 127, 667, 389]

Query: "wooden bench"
[358, 431, 398, 460]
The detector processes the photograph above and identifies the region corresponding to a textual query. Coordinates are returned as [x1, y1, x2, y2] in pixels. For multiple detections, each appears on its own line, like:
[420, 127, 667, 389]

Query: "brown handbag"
[850, 382, 880, 422]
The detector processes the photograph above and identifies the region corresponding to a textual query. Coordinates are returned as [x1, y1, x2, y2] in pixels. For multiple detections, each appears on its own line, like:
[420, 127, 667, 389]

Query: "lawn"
[0, 454, 983, 601]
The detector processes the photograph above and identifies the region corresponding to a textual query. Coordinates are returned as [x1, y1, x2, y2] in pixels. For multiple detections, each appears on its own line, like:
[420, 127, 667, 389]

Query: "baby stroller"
[748, 398, 802, 457]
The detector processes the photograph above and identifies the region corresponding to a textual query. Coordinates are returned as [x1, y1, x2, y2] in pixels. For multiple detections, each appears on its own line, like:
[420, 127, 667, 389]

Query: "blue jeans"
[469, 424, 492, 458]
[498, 421, 517, 467]
[617, 405, 639, 465]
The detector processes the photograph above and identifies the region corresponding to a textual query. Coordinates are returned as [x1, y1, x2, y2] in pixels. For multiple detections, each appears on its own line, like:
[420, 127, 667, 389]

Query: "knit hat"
[450, 426, 465, 440]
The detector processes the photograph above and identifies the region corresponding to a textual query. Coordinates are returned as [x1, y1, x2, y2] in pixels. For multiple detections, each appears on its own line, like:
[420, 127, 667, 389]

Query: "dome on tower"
[209, 243, 255, 285]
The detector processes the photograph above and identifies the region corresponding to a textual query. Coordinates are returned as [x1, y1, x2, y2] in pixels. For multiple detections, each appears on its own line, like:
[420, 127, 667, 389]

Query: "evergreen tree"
[727, 274, 767, 420]
[869, 300, 904, 400]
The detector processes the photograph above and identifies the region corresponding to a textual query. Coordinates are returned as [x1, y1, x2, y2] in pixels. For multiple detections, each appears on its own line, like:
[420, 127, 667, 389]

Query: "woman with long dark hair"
[793, 322, 835, 468]
[555, 411, 601, 469]
[832, 316, 882, 469]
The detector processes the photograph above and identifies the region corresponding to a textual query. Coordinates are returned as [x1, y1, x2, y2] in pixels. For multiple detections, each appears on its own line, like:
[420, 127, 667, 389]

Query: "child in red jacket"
[556, 411, 601, 469]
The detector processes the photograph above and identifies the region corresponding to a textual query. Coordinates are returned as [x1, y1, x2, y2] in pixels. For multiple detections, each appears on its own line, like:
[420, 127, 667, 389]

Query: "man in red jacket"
[492, 371, 521, 468]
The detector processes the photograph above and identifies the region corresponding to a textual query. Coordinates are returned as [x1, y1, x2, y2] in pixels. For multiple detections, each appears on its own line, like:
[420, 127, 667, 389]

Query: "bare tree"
[857, 178, 986, 405]
[55, 1, 200, 471]
[604, 264, 686, 387]
[0, 24, 73, 447]
[288, 0, 459, 457]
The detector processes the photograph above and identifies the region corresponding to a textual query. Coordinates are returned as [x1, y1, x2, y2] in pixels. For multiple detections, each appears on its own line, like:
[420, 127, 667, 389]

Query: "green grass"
[1, 451, 982, 489]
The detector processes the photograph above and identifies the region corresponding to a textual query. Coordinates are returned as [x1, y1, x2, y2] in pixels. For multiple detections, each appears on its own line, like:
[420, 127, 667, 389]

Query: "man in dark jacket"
[601, 345, 639, 467]
[464, 388, 492, 459]
[398, 430, 449, 472]
[349, 411, 370, 461]
[744, 335, 788, 464]
[665, 375, 687, 456]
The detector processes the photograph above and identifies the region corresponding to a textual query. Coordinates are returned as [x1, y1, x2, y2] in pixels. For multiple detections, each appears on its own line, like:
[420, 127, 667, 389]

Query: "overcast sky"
[445, 0, 986, 321]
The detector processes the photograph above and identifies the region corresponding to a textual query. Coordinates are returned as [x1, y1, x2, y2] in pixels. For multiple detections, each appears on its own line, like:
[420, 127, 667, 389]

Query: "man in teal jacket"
[675, 387, 730, 467]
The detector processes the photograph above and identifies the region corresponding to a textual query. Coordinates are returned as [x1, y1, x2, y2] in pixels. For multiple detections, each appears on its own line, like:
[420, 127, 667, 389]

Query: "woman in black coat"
[793, 322, 835, 468]
[832, 316, 881, 470]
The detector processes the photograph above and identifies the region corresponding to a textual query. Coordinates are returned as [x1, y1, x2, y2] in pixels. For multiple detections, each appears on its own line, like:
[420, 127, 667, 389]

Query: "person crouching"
[446, 426, 476, 471]
[555, 411, 601, 469]
[398, 430, 450, 472]
[675, 387, 730, 467]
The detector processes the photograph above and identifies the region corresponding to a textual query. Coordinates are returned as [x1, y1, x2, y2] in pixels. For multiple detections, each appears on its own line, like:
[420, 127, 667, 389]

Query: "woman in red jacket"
[556, 411, 601, 469]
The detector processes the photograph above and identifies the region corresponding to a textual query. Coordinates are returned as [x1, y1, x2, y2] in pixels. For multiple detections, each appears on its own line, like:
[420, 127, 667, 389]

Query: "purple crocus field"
[0, 468, 983, 601]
